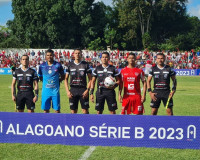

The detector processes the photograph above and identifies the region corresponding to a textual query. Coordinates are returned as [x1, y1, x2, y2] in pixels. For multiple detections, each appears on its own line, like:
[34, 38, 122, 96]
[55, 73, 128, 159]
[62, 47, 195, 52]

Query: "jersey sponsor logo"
[128, 84, 134, 90]
[155, 75, 159, 78]
[127, 77, 135, 82]
[27, 77, 30, 81]
[19, 77, 23, 80]
[71, 72, 75, 75]
[107, 71, 113, 74]
[127, 92, 135, 95]
[97, 71, 103, 74]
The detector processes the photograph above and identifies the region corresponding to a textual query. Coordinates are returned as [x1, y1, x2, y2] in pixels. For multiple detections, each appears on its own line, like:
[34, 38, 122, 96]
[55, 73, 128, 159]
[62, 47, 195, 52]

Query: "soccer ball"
[104, 76, 116, 87]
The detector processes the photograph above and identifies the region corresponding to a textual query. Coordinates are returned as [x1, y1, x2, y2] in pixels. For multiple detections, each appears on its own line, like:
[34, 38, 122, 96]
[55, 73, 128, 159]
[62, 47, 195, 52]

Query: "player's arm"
[118, 75, 123, 103]
[59, 64, 65, 83]
[141, 75, 147, 103]
[59, 74, 65, 83]
[33, 80, 39, 103]
[64, 73, 73, 99]
[82, 73, 92, 99]
[38, 65, 43, 81]
[11, 78, 16, 102]
[169, 75, 177, 98]
[147, 75, 157, 101]
[90, 76, 96, 103]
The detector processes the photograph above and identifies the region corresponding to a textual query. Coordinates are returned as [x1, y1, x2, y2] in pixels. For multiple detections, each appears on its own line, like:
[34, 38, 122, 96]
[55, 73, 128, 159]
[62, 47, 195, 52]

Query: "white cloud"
[188, 5, 200, 19]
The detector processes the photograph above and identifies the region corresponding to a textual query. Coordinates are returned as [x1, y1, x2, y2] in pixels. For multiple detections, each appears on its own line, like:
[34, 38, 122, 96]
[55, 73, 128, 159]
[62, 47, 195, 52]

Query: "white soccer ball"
[104, 76, 116, 87]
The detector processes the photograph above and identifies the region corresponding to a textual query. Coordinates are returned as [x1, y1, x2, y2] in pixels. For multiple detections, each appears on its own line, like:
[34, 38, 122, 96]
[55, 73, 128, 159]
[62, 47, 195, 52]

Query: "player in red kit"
[119, 53, 147, 115]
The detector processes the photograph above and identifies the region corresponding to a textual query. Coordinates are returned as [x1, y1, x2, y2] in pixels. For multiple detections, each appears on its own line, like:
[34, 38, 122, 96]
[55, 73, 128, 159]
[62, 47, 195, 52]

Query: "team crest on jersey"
[27, 77, 30, 81]
[135, 72, 139, 76]
[48, 70, 52, 74]
[164, 74, 168, 79]
[80, 71, 84, 76]
[98, 74, 103, 76]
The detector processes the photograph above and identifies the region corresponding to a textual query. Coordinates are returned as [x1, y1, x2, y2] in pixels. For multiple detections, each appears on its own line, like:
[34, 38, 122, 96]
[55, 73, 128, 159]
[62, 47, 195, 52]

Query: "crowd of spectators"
[0, 49, 200, 71]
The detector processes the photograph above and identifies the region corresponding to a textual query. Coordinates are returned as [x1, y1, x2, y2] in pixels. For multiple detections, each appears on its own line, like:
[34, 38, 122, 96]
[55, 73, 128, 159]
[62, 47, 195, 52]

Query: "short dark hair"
[45, 49, 54, 55]
[21, 54, 29, 60]
[102, 52, 110, 57]
[74, 48, 82, 53]
[156, 52, 165, 58]
[128, 52, 136, 58]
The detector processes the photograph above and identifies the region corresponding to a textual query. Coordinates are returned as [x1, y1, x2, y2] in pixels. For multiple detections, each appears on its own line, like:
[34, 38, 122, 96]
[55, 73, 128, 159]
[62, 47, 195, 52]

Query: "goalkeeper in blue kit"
[38, 49, 65, 113]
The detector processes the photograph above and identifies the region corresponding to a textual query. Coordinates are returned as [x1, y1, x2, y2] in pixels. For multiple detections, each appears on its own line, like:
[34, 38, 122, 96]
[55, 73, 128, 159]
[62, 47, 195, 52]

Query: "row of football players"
[11, 49, 177, 115]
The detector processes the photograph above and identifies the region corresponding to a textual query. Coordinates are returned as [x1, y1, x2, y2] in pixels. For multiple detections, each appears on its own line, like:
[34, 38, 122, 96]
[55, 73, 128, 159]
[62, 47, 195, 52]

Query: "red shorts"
[121, 95, 144, 115]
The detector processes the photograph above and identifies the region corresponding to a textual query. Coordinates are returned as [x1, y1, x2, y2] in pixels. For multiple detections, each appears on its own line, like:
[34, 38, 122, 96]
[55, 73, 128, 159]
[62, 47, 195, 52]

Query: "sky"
[0, 0, 200, 26]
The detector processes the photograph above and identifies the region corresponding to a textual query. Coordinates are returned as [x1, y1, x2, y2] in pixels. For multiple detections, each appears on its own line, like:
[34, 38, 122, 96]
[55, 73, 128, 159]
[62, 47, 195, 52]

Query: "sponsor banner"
[0, 112, 199, 149]
[174, 69, 198, 76]
[0, 68, 12, 75]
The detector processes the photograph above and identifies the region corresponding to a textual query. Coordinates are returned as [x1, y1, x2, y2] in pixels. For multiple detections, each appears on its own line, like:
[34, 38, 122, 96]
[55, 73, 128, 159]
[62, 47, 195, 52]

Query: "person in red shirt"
[119, 53, 147, 115]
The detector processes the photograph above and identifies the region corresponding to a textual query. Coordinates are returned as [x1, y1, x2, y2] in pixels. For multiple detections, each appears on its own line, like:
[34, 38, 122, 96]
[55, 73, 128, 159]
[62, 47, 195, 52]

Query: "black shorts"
[95, 88, 118, 111]
[16, 91, 35, 110]
[69, 87, 89, 110]
[150, 90, 173, 108]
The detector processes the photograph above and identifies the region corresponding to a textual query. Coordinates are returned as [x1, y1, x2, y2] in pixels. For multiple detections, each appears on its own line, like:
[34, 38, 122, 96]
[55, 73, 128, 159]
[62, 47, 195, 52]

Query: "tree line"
[0, 0, 200, 51]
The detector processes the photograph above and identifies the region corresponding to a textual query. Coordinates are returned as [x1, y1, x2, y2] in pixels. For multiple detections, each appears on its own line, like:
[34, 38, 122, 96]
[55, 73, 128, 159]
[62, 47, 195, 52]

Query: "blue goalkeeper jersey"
[38, 61, 64, 96]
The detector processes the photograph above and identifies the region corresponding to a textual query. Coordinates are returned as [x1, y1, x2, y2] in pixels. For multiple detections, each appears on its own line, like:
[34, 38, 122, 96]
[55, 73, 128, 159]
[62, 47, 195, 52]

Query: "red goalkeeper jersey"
[121, 67, 145, 96]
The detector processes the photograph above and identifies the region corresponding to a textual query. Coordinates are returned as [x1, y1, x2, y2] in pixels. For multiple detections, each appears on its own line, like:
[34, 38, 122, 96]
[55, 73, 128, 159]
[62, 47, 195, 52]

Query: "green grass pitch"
[0, 75, 200, 159]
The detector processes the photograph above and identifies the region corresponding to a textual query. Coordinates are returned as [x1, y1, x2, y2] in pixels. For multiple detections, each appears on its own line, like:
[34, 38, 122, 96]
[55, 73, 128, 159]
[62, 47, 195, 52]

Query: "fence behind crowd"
[0, 112, 199, 149]
[1, 68, 200, 76]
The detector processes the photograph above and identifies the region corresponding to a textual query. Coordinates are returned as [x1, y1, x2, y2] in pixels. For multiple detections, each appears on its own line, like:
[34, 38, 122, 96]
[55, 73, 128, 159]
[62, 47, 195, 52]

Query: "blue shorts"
[41, 94, 60, 111]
